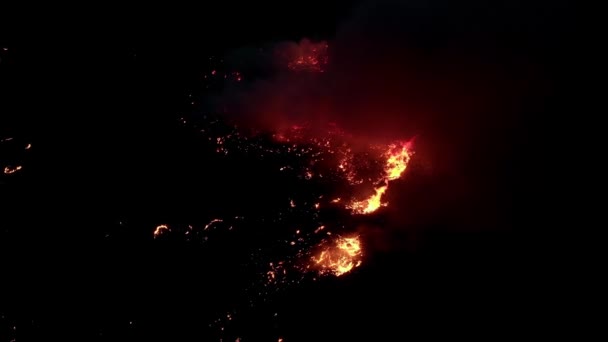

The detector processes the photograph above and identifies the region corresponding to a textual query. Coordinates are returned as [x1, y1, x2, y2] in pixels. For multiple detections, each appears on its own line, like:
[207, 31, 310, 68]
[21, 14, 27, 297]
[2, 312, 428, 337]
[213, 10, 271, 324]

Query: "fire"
[347, 185, 388, 214]
[3, 165, 22, 175]
[312, 235, 363, 276]
[153, 224, 169, 238]
[346, 141, 413, 214]
[385, 142, 413, 181]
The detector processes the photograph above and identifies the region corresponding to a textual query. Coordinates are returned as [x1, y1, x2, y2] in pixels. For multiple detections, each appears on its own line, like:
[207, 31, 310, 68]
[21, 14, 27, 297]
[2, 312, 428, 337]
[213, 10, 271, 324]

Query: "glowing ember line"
[3, 165, 22, 175]
[204, 218, 224, 230]
[153, 224, 169, 238]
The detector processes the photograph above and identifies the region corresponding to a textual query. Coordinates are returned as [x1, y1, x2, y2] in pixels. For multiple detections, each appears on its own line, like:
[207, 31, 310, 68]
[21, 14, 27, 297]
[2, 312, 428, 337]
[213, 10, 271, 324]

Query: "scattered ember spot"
[285, 39, 329, 73]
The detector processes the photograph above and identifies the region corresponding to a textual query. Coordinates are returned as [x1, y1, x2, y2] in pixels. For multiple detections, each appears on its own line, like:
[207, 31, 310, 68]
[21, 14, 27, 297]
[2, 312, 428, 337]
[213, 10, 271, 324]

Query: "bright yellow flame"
[312, 236, 362, 276]
[346, 185, 388, 214]
[385, 142, 412, 181]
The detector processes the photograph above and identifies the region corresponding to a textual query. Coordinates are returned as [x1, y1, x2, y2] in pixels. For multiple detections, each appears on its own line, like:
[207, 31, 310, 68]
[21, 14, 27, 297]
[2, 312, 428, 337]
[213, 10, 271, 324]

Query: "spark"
[25, 143, 32, 150]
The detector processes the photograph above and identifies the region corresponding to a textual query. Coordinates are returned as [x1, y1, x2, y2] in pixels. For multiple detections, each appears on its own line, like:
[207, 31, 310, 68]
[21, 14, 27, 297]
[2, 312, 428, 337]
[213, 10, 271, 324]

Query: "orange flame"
[312, 236, 362, 276]
[347, 185, 388, 214]
[346, 141, 413, 214]
[385, 142, 413, 181]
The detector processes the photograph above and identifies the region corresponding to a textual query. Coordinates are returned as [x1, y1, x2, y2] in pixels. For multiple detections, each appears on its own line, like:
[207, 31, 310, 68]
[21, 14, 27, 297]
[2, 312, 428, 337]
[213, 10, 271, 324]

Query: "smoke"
[203, 0, 559, 241]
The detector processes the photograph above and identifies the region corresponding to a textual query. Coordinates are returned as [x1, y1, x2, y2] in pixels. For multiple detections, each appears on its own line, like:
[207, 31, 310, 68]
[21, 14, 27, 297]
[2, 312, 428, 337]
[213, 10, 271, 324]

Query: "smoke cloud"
[203, 0, 561, 240]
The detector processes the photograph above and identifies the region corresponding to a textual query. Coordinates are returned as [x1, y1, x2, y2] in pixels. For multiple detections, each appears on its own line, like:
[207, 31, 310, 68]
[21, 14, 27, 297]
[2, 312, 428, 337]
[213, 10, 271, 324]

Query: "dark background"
[1, 0, 577, 340]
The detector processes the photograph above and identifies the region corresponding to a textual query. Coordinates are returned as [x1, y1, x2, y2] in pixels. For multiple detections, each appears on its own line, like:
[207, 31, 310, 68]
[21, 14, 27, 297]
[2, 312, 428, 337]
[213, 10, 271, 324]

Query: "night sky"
[1, 1, 577, 341]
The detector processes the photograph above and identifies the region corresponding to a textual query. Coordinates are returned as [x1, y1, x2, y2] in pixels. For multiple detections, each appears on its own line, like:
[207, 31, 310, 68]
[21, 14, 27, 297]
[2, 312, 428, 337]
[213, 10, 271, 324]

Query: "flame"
[385, 142, 413, 181]
[347, 185, 388, 214]
[346, 141, 413, 214]
[3, 165, 22, 175]
[312, 236, 362, 276]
